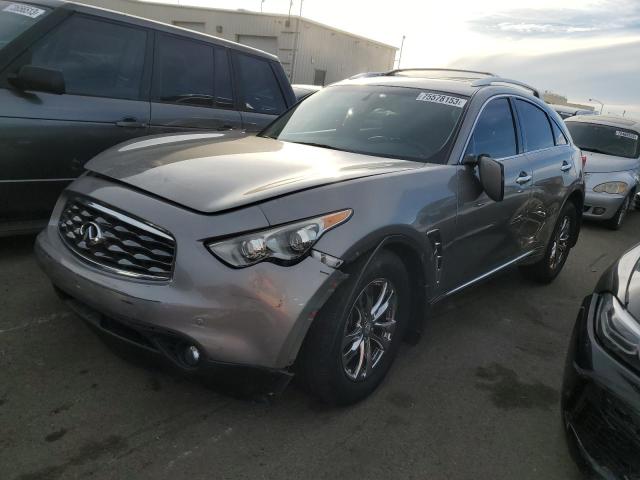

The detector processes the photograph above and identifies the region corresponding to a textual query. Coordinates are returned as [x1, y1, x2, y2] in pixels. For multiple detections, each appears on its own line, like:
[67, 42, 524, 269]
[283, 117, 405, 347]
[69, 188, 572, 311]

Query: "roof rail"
[387, 68, 495, 77]
[471, 76, 541, 98]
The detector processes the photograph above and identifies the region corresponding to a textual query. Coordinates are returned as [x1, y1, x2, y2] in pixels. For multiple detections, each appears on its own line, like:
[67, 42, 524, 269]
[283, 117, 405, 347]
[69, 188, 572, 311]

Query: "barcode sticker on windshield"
[416, 92, 467, 108]
[616, 130, 639, 141]
[3, 3, 46, 18]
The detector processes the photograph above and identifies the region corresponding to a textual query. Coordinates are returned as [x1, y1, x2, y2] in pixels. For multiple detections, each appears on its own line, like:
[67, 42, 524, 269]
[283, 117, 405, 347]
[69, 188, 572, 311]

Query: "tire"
[297, 250, 411, 405]
[519, 202, 577, 284]
[605, 194, 631, 230]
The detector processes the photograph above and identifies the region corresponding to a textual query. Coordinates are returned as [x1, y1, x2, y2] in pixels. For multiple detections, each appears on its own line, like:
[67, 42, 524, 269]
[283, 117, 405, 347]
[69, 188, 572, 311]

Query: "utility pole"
[589, 98, 604, 114]
[260, 0, 265, 12]
[397, 35, 405, 69]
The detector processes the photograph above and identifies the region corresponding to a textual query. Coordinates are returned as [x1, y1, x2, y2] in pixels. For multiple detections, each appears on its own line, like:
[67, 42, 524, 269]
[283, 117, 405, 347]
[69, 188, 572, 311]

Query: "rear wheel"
[519, 202, 577, 284]
[298, 250, 411, 405]
[606, 194, 631, 230]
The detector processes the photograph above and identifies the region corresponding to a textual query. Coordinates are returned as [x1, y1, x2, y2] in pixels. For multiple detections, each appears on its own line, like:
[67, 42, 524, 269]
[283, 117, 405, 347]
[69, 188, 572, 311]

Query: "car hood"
[86, 132, 422, 213]
[583, 151, 640, 173]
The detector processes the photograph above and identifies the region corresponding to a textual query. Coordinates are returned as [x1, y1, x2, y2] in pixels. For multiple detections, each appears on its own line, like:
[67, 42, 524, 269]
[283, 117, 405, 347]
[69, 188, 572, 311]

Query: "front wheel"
[297, 250, 411, 405]
[519, 202, 577, 284]
[605, 194, 631, 230]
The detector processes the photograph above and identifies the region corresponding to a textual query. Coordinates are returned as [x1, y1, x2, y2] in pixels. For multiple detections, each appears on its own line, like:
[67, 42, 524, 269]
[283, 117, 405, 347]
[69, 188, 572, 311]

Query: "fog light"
[183, 345, 201, 366]
[593, 207, 606, 215]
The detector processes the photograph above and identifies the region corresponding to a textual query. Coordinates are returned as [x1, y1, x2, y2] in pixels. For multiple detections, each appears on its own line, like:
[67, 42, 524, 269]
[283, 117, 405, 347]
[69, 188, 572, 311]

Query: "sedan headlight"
[206, 209, 352, 267]
[595, 293, 640, 371]
[593, 181, 628, 194]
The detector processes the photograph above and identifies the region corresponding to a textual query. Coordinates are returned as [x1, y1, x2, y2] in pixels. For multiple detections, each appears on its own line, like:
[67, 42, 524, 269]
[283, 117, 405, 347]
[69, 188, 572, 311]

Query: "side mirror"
[9, 65, 65, 95]
[478, 154, 505, 202]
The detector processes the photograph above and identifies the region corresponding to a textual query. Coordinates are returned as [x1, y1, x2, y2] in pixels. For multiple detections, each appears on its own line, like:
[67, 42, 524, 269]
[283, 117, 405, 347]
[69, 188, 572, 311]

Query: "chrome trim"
[85, 201, 173, 241]
[438, 251, 534, 300]
[63, 245, 172, 282]
[516, 174, 532, 185]
[471, 76, 540, 98]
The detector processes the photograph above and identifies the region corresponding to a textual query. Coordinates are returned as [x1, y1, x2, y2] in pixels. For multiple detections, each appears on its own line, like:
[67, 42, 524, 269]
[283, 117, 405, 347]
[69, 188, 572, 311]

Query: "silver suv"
[36, 69, 585, 404]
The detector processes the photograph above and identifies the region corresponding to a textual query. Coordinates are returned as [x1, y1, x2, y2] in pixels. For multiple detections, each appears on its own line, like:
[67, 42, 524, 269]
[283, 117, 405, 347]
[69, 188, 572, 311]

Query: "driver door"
[443, 96, 535, 291]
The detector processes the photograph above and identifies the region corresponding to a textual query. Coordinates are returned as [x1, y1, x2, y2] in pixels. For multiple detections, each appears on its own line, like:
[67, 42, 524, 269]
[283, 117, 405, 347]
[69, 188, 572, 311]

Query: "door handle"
[116, 117, 147, 128]
[561, 161, 572, 172]
[216, 124, 234, 131]
[515, 172, 532, 185]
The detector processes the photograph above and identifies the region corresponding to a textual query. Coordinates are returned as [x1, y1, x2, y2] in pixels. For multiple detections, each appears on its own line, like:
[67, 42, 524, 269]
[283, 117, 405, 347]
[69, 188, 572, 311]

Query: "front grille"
[570, 392, 640, 478]
[59, 197, 175, 280]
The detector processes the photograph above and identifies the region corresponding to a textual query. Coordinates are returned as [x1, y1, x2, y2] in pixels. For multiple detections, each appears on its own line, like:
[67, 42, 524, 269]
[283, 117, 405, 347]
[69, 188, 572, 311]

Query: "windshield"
[0, 1, 50, 49]
[261, 85, 468, 163]
[566, 122, 639, 159]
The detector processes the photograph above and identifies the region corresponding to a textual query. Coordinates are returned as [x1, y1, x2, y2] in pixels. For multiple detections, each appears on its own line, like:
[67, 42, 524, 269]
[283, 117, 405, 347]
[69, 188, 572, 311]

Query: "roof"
[44, 0, 279, 60]
[334, 70, 541, 99]
[565, 114, 640, 132]
[67, 0, 397, 51]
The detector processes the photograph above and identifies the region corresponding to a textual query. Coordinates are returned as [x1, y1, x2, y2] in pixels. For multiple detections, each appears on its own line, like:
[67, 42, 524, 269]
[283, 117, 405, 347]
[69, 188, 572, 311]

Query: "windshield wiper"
[291, 141, 344, 151]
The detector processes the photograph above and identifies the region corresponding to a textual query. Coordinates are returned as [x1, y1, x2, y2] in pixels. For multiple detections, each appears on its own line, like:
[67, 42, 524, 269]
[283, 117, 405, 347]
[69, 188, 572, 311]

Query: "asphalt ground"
[2, 212, 639, 480]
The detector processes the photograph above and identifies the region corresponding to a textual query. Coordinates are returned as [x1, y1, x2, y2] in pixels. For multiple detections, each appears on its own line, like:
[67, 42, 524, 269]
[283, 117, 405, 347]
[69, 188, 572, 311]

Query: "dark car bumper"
[562, 294, 640, 479]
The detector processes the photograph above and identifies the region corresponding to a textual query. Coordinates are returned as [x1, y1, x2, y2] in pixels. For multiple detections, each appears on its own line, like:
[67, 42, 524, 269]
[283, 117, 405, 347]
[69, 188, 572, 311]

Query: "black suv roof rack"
[387, 68, 495, 77]
[471, 76, 541, 98]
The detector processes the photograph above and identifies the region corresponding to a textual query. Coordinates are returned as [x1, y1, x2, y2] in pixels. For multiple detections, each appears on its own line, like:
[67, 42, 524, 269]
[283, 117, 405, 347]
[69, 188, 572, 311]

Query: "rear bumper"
[562, 294, 640, 479]
[35, 176, 348, 371]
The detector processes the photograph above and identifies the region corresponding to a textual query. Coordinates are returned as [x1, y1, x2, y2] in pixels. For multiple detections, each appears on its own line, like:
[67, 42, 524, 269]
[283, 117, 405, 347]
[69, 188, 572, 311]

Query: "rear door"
[446, 96, 535, 290]
[232, 52, 288, 132]
[514, 98, 573, 252]
[0, 13, 151, 224]
[149, 33, 241, 134]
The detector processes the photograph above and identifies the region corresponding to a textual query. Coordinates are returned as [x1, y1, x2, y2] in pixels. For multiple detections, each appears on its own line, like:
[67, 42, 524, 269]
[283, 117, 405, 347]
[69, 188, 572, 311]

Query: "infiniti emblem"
[80, 221, 104, 246]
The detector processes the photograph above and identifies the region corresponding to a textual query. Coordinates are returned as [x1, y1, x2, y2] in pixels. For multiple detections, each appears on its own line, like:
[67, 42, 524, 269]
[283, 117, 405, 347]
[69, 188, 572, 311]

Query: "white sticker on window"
[416, 92, 467, 108]
[616, 130, 639, 141]
[3, 3, 46, 18]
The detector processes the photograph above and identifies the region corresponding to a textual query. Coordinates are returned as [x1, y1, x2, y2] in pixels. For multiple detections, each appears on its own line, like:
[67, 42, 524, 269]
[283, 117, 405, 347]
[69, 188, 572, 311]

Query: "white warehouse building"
[81, 0, 398, 85]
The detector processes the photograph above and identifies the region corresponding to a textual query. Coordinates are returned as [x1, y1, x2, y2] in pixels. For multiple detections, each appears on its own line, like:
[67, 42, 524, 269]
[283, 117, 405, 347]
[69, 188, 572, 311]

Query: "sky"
[150, 0, 640, 117]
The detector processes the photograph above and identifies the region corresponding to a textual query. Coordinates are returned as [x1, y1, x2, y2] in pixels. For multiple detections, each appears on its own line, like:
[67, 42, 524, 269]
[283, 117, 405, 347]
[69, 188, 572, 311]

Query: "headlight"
[593, 181, 628, 194]
[206, 209, 352, 267]
[595, 293, 640, 371]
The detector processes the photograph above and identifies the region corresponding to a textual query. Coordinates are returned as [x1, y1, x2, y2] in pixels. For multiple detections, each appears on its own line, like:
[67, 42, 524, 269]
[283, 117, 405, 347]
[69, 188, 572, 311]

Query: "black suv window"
[29, 15, 147, 100]
[515, 99, 555, 151]
[235, 53, 286, 115]
[154, 34, 214, 107]
[465, 98, 517, 159]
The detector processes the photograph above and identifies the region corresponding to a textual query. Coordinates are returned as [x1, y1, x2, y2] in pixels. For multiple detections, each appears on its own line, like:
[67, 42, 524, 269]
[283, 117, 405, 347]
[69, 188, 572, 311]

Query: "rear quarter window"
[234, 53, 286, 115]
[515, 99, 555, 151]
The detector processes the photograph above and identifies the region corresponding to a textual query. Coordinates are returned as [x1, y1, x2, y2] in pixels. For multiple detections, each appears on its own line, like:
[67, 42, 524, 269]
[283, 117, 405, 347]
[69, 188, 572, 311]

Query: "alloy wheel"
[549, 215, 571, 271]
[341, 278, 397, 382]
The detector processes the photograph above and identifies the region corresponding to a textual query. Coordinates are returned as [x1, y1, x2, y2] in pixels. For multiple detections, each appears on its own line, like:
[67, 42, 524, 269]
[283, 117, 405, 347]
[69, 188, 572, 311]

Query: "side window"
[515, 100, 555, 151]
[214, 48, 234, 108]
[551, 120, 568, 145]
[29, 15, 147, 99]
[154, 34, 214, 107]
[465, 98, 517, 159]
[234, 53, 286, 115]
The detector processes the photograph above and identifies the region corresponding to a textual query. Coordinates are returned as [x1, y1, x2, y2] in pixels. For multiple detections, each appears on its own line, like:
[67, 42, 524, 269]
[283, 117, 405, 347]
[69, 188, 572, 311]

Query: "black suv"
[0, 0, 295, 235]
